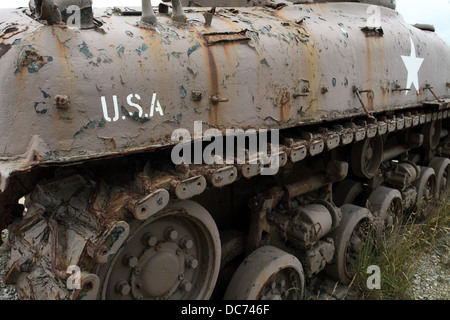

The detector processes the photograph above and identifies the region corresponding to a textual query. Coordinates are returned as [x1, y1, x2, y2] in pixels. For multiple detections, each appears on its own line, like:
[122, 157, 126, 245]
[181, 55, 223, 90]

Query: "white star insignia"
[401, 37, 424, 95]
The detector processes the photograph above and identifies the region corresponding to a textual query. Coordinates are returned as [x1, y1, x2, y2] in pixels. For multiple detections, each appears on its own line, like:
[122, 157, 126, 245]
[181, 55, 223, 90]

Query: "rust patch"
[365, 37, 385, 110]
[365, 37, 372, 90]
[222, 45, 231, 63]
[203, 30, 251, 46]
[204, 44, 220, 125]
[279, 89, 291, 123]
[15, 49, 53, 75]
[0, 25, 28, 40]
[367, 91, 374, 111]
[1, 26, 18, 36]
[27, 150, 44, 165]
[361, 27, 384, 38]
[380, 84, 390, 107]
[52, 26, 69, 57]
[0, 43, 12, 59]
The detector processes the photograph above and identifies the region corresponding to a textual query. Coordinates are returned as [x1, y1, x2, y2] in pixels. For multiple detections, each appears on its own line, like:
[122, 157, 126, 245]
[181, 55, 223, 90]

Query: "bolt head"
[181, 238, 193, 249]
[143, 233, 157, 247]
[165, 228, 178, 241]
[124, 255, 138, 268]
[116, 281, 131, 296]
[187, 257, 199, 269]
[180, 281, 192, 293]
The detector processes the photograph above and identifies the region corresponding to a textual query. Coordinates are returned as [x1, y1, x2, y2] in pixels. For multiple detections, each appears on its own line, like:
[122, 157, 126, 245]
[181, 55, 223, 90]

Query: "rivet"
[191, 90, 203, 101]
[55, 95, 70, 109]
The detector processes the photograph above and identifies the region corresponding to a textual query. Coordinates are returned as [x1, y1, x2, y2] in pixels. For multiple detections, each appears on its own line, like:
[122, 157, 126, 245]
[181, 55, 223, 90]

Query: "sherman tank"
[0, 0, 449, 300]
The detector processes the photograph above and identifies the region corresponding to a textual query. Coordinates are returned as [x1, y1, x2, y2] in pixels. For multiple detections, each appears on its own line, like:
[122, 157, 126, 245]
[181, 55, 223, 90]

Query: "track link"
[3, 105, 450, 300]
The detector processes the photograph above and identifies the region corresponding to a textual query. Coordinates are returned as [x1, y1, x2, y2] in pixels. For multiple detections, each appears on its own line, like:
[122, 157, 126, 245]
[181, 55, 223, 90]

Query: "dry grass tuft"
[351, 196, 450, 300]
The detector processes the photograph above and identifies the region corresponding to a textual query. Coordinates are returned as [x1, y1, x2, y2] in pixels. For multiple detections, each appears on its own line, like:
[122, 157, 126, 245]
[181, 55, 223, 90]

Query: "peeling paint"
[14, 48, 53, 74]
[73, 120, 100, 140]
[121, 105, 150, 123]
[0, 1, 448, 199]
[135, 43, 148, 56]
[39, 88, 50, 99]
[187, 39, 201, 57]
[79, 41, 93, 59]
[100, 53, 113, 64]
[34, 102, 48, 115]
[98, 118, 106, 128]
[297, 28, 310, 43]
[260, 58, 270, 68]
[170, 51, 183, 59]
[180, 85, 186, 98]
[116, 45, 125, 56]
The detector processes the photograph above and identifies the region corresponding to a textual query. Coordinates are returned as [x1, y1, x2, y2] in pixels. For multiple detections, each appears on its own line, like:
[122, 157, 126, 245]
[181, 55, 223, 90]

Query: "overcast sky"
[0, 0, 449, 44]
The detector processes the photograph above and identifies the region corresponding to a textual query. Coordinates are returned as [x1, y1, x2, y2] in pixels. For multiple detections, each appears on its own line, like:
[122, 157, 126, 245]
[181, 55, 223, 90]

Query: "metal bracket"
[203, 7, 215, 27]
[293, 86, 310, 98]
[203, 30, 251, 46]
[211, 96, 229, 104]
[141, 0, 186, 25]
[392, 88, 411, 92]
[424, 84, 444, 103]
[392, 82, 411, 93]
[353, 86, 375, 119]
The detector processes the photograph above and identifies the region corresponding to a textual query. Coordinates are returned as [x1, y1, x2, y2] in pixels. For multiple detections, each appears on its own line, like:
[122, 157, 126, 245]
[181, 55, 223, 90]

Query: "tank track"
[3, 105, 450, 300]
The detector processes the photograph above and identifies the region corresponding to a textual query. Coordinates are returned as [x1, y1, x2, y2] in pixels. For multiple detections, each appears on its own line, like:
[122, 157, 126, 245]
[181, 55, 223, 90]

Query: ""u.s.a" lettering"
[101, 93, 164, 122]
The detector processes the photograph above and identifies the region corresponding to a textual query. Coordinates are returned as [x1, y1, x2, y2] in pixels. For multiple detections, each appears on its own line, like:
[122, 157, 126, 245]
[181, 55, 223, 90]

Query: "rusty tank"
[0, 0, 449, 300]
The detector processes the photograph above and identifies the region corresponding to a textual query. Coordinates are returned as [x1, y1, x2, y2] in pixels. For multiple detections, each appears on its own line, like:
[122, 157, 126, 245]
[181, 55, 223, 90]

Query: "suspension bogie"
[2, 107, 449, 300]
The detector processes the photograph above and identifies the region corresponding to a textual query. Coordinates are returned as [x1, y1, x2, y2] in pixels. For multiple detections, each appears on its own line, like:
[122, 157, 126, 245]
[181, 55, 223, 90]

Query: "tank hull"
[1, 1, 450, 301]
[0, 3, 449, 191]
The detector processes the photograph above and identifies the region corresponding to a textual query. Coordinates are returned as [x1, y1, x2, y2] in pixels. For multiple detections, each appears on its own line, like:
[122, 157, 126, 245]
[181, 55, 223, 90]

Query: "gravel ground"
[307, 230, 450, 301]
[409, 231, 450, 300]
[0, 228, 448, 301]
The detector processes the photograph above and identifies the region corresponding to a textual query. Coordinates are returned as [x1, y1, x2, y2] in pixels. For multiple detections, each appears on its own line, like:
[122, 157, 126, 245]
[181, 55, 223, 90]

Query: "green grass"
[350, 197, 450, 300]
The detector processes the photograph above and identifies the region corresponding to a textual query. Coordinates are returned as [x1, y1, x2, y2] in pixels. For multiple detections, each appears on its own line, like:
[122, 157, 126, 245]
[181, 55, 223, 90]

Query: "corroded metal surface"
[0, 0, 449, 301]
[0, 2, 449, 192]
